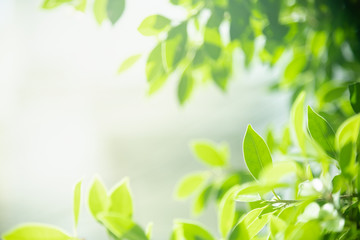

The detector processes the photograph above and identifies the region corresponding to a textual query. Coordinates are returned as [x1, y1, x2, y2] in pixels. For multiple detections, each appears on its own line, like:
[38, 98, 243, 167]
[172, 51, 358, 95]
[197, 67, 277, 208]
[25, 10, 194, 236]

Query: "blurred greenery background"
[0, 0, 290, 239]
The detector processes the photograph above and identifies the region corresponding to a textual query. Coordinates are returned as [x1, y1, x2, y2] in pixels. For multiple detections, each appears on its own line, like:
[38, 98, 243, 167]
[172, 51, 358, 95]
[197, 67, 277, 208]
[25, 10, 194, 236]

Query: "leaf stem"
[272, 190, 281, 200]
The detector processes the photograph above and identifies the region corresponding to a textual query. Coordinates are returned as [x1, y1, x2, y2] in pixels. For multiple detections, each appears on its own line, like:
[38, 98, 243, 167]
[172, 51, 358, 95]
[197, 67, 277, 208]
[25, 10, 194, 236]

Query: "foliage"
[43, 0, 360, 105]
[4, 83, 360, 239]
[4, 0, 360, 239]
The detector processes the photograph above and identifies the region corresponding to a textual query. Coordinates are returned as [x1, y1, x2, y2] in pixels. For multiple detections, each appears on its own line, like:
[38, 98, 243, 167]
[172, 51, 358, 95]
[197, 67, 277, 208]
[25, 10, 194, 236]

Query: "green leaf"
[108, 178, 133, 218]
[146, 43, 168, 94]
[204, 27, 222, 60]
[145, 222, 153, 240]
[73, 179, 82, 229]
[269, 216, 287, 238]
[75, 0, 87, 11]
[178, 221, 215, 240]
[192, 184, 213, 215]
[287, 221, 321, 240]
[246, 212, 272, 238]
[3, 224, 71, 240]
[307, 106, 336, 159]
[178, 70, 194, 105]
[42, 0, 72, 9]
[106, 0, 125, 24]
[175, 172, 209, 199]
[138, 15, 171, 36]
[349, 82, 360, 113]
[93, 0, 107, 25]
[88, 177, 108, 220]
[99, 213, 148, 240]
[291, 91, 306, 153]
[283, 53, 306, 85]
[117, 54, 141, 74]
[243, 125, 272, 180]
[259, 161, 301, 185]
[191, 141, 228, 167]
[310, 31, 327, 57]
[228, 221, 250, 240]
[335, 114, 360, 178]
[235, 182, 288, 198]
[164, 23, 187, 70]
[218, 186, 240, 238]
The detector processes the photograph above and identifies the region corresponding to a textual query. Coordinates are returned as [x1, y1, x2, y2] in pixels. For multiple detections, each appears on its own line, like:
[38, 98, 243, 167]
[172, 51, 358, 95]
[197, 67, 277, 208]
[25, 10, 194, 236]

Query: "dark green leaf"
[349, 82, 360, 113]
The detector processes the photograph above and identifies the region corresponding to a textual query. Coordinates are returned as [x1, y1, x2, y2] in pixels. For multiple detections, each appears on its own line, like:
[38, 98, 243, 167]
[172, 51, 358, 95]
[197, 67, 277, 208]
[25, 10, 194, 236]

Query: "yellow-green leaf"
[3, 224, 71, 240]
[88, 177, 108, 220]
[73, 179, 82, 229]
[138, 15, 171, 36]
[175, 172, 209, 199]
[108, 178, 133, 218]
[191, 141, 228, 167]
[117, 54, 141, 74]
[291, 91, 306, 154]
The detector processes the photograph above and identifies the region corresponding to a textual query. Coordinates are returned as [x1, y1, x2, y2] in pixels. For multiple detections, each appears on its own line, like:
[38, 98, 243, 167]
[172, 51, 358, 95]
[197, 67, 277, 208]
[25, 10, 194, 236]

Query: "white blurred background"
[0, 0, 290, 238]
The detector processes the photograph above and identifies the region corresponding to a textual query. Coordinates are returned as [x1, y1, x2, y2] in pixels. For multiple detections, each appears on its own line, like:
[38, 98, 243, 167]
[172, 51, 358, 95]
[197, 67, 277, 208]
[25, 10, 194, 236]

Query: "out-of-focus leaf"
[75, 0, 87, 11]
[316, 82, 346, 108]
[175, 172, 209, 199]
[3, 224, 71, 240]
[279, 126, 291, 154]
[42, 0, 72, 9]
[191, 141, 228, 167]
[93, 0, 107, 25]
[177, 221, 215, 240]
[138, 15, 171, 36]
[218, 186, 240, 238]
[310, 31, 327, 57]
[266, 127, 276, 153]
[192, 184, 213, 215]
[73, 179, 82, 229]
[283, 53, 306, 85]
[178, 70, 194, 105]
[243, 125, 272, 180]
[228, 221, 250, 240]
[117, 54, 141, 74]
[108, 178, 133, 218]
[106, 0, 125, 24]
[270, 215, 287, 238]
[291, 91, 306, 153]
[165, 23, 187, 70]
[204, 28, 222, 60]
[286, 221, 321, 240]
[335, 114, 360, 178]
[349, 82, 360, 113]
[145, 222, 153, 240]
[235, 182, 288, 198]
[307, 106, 336, 159]
[146, 43, 168, 94]
[99, 213, 148, 240]
[259, 161, 300, 185]
[88, 177, 108, 220]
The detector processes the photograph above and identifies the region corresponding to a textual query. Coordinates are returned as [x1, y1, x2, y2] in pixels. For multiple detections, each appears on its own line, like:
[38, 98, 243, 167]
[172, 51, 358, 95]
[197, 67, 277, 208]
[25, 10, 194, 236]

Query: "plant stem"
[272, 190, 281, 200]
